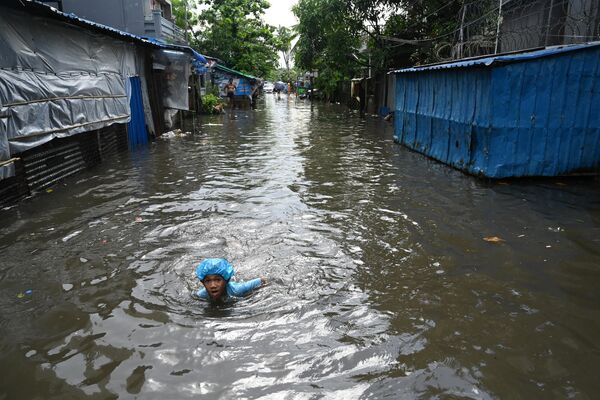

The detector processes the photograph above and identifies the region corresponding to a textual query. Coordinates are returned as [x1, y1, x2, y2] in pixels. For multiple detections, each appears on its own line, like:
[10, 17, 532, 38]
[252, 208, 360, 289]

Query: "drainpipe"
[153, 9, 163, 39]
[121, 0, 128, 32]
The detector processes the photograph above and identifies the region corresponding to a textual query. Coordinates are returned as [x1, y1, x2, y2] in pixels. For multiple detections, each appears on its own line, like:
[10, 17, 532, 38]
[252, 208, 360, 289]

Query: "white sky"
[263, 0, 299, 68]
[263, 0, 298, 28]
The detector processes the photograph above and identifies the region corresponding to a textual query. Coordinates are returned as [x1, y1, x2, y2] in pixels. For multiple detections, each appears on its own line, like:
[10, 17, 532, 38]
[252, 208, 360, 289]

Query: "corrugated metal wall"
[394, 47, 600, 178]
[395, 68, 491, 173]
[127, 76, 149, 149]
[486, 49, 600, 177]
[0, 124, 128, 205]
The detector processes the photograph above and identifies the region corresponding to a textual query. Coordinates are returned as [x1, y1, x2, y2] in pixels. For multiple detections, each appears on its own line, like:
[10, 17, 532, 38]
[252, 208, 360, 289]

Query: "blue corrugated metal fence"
[393, 42, 600, 178]
[127, 77, 149, 150]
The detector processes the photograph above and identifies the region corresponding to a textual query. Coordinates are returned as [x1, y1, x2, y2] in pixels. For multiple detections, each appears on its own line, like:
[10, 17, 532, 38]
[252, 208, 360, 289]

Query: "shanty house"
[0, 0, 206, 203]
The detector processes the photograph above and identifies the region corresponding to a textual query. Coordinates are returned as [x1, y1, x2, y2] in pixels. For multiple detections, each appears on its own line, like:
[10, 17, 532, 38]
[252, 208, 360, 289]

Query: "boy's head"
[196, 258, 235, 301]
[228, 78, 233, 84]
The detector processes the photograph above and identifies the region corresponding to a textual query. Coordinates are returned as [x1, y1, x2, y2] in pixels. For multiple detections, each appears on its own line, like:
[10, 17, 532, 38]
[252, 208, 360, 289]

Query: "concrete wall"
[564, 0, 600, 44]
[62, 0, 146, 37]
[500, 0, 600, 52]
[500, 1, 549, 52]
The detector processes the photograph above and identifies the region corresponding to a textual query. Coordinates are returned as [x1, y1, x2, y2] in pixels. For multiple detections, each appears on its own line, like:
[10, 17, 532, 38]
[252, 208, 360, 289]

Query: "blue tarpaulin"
[128, 77, 149, 149]
[143, 36, 208, 69]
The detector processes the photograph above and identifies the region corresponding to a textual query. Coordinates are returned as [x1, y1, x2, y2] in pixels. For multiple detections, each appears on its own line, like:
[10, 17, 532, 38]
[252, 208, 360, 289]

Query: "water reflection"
[0, 95, 599, 398]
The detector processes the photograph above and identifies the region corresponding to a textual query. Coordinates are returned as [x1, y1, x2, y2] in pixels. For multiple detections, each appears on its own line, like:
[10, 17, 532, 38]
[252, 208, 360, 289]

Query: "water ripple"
[1, 97, 599, 398]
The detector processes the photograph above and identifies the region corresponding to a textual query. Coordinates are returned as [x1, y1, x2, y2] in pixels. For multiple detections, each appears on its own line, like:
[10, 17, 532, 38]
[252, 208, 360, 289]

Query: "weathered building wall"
[500, 0, 600, 52]
[61, 0, 146, 37]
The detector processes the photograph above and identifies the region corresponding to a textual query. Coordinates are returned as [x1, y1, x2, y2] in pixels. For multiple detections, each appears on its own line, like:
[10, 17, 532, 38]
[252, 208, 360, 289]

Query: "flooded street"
[1, 96, 600, 399]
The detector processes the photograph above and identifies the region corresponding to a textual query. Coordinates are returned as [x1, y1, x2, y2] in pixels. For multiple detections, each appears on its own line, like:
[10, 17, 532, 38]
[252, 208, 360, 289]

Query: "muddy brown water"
[1, 96, 599, 399]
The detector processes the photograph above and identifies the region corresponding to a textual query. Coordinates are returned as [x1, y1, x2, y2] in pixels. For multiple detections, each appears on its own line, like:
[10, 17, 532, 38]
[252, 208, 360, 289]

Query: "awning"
[214, 64, 258, 82]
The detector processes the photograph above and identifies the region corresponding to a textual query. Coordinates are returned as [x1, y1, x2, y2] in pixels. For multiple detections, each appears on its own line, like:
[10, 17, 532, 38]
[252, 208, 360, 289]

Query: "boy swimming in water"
[196, 258, 266, 302]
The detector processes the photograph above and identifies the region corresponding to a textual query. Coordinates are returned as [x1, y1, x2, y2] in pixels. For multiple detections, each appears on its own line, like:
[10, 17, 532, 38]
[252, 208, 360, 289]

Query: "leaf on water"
[483, 236, 505, 243]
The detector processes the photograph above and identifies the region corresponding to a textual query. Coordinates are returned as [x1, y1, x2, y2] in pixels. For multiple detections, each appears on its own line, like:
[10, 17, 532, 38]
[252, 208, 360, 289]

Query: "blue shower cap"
[196, 258, 235, 281]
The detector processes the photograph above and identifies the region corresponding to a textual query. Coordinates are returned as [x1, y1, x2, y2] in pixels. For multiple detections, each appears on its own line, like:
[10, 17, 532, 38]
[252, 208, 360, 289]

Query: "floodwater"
[1, 95, 600, 399]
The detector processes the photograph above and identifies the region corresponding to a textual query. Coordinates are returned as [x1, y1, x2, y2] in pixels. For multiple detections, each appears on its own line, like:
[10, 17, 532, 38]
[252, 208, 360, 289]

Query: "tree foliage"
[381, 1, 463, 64]
[292, 0, 465, 97]
[274, 26, 297, 82]
[292, 0, 362, 98]
[171, 0, 198, 37]
[192, 0, 280, 78]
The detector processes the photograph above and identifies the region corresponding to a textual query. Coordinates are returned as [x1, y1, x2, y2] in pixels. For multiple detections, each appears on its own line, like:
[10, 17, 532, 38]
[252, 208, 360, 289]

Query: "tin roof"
[4, 0, 207, 64]
[392, 41, 600, 74]
[214, 64, 259, 81]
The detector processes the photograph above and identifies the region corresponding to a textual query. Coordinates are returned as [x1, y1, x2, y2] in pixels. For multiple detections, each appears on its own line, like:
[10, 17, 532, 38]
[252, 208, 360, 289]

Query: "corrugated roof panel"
[11, 0, 208, 64]
[214, 64, 258, 81]
[392, 41, 600, 74]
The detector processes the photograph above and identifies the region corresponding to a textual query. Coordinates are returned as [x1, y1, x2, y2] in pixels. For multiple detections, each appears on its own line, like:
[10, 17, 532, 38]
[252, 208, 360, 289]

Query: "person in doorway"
[224, 78, 237, 109]
[250, 83, 259, 109]
[196, 258, 266, 302]
[358, 78, 366, 118]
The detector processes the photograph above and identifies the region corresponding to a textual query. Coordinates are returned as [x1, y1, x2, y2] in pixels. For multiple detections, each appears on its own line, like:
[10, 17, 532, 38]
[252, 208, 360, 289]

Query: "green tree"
[270, 66, 300, 83]
[171, 0, 198, 42]
[274, 26, 297, 83]
[380, 0, 464, 64]
[292, 0, 467, 99]
[292, 0, 361, 99]
[194, 0, 279, 78]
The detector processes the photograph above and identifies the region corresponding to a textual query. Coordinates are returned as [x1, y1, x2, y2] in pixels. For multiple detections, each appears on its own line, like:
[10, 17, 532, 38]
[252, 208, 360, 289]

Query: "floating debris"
[62, 230, 82, 242]
[483, 236, 505, 243]
[17, 289, 32, 298]
[161, 129, 190, 139]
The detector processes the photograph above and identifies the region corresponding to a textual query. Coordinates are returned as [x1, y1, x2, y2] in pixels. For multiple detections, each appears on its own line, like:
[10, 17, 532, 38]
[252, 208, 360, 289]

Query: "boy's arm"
[197, 288, 209, 299]
[229, 278, 264, 297]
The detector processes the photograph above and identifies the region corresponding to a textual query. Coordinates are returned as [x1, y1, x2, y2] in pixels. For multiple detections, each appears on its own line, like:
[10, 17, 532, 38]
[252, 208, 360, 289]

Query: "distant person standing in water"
[196, 258, 266, 302]
[224, 78, 237, 109]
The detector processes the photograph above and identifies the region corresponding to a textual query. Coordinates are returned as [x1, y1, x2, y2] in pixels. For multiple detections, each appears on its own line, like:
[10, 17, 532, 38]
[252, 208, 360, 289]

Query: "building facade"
[499, 0, 600, 52]
[43, 0, 186, 44]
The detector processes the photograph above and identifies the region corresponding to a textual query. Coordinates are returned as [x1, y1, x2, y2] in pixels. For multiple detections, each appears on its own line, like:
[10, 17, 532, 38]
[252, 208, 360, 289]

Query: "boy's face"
[202, 274, 226, 300]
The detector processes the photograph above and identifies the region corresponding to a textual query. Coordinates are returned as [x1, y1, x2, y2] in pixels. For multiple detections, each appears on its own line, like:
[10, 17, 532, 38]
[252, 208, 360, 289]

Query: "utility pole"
[458, 2, 467, 58]
[184, 0, 190, 43]
[494, 0, 503, 54]
[544, 0, 555, 46]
